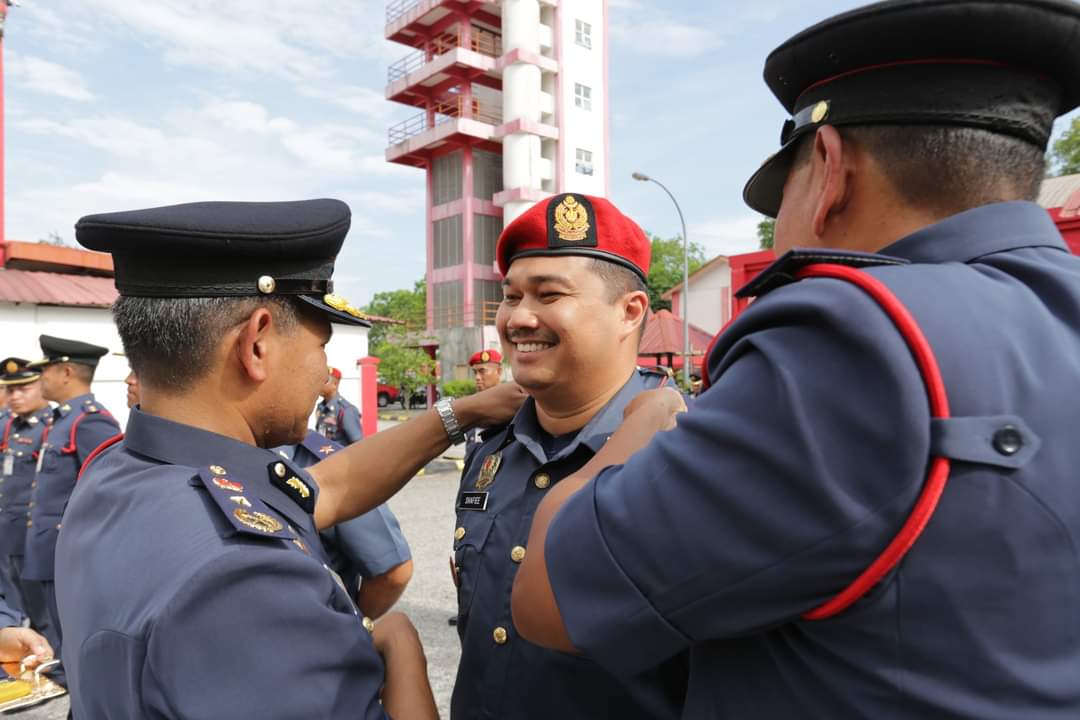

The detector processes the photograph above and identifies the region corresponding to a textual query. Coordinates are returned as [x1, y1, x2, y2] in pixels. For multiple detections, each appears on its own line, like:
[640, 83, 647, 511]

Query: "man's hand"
[623, 386, 687, 430]
[453, 382, 527, 430]
[0, 627, 52, 665]
[372, 612, 439, 720]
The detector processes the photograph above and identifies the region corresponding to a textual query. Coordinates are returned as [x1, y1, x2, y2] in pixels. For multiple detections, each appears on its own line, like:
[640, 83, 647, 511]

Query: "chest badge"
[475, 451, 502, 490]
[233, 508, 284, 534]
[213, 477, 244, 493]
[319, 445, 335, 456]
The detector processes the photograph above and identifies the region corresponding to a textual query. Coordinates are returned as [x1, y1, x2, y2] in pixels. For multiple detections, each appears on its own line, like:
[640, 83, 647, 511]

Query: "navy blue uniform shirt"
[545, 201, 1080, 719]
[452, 368, 686, 720]
[0, 406, 52, 556]
[23, 394, 118, 582]
[55, 409, 389, 719]
[279, 431, 411, 594]
[317, 394, 363, 445]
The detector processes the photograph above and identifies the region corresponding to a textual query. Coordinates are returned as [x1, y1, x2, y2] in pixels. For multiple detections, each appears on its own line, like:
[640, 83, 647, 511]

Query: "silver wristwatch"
[435, 398, 465, 445]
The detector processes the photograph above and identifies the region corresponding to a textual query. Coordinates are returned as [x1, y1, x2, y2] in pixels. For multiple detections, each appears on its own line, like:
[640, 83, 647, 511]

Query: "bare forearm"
[378, 624, 439, 720]
[358, 560, 413, 619]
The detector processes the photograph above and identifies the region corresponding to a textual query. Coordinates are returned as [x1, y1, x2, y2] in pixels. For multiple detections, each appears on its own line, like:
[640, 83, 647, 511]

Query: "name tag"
[2, 453, 12, 477]
[458, 491, 489, 511]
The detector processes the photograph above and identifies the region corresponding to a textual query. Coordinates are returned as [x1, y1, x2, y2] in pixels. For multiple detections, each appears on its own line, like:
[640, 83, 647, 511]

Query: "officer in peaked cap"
[22, 337, 119, 689]
[450, 193, 686, 720]
[56, 198, 523, 718]
[0, 358, 52, 619]
[512, 2, 1080, 719]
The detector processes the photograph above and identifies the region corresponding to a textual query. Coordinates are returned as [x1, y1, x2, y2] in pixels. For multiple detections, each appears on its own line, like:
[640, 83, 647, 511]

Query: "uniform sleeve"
[333, 505, 412, 578]
[75, 412, 122, 465]
[341, 403, 364, 444]
[545, 278, 934, 678]
[144, 546, 389, 719]
[0, 595, 20, 628]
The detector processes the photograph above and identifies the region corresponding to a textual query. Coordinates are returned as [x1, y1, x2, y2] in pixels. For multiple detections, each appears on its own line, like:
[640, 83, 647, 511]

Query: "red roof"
[639, 309, 714, 358]
[0, 268, 118, 308]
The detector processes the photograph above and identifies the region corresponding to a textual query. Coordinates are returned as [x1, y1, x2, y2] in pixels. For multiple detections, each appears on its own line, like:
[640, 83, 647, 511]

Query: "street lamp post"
[632, 171, 691, 386]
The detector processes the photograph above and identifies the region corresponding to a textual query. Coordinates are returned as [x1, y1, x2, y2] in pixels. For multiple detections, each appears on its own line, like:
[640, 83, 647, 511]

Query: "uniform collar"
[55, 392, 95, 418]
[508, 370, 647, 464]
[15, 406, 52, 428]
[124, 408, 316, 530]
[879, 201, 1067, 264]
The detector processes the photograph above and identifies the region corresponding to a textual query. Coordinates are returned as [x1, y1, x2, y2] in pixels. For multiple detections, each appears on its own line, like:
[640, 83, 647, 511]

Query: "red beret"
[469, 350, 502, 366]
[496, 194, 650, 281]
[328, 366, 342, 380]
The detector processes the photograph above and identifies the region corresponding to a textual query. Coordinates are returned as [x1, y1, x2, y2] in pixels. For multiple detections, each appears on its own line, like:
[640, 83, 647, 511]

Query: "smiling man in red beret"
[449, 193, 685, 720]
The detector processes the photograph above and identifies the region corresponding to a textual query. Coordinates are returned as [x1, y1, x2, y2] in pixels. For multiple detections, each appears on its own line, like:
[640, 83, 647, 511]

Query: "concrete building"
[384, 0, 609, 380]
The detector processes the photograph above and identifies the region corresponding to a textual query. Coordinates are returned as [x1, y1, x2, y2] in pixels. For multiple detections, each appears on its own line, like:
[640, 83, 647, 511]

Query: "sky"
[5, 0, 1079, 306]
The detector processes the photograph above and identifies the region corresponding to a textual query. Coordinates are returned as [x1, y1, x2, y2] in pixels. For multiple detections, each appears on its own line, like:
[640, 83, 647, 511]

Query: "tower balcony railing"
[386, 0, 422, 25]
[387, 95, 503, 146]
[429, 300, 501, 330]
[387, 27, 503, 84]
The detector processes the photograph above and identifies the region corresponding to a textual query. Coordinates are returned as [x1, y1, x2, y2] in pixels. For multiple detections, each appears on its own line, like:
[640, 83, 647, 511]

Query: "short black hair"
[65, 363, 95, 384]
[112, 296, 301, 392]
[793, 125, 1046, 215]
[587, 258, 649, 342]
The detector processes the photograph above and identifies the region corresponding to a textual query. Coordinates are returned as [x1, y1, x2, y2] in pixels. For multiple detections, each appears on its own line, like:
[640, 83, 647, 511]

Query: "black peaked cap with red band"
[496, 193, 650, 282]
[743, 0, 1080, 217]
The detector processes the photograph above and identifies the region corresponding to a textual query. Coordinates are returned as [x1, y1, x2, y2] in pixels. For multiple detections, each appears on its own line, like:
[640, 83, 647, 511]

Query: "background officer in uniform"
[277, 431, 414, 619]
[464, 349, 503, 455]
[0, 359, 52, 618]
[513, 2, 1080, 719]
[56, 198, 523, 718]
[317, 366, 363, 444]
[451, 193, 685, 720]
[23, 336, 119, 688]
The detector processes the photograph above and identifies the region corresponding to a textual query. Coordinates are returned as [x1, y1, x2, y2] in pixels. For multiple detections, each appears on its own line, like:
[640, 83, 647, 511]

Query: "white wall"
[1, 302, 371, 429]
[679, 261, 731, 336]
[559, 0, 607, 196]
[0, 302, 130, 427]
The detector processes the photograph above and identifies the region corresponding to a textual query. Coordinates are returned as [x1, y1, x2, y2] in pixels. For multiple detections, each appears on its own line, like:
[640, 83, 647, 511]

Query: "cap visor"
[0, 374, 41, 387]
[25, 358, 52, 369]
[742, 142, 798, 218]
[297, 295, 371, 327]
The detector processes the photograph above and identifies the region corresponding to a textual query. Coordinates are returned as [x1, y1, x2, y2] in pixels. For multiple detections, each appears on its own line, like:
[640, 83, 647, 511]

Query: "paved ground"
[16, 460, 465, 719]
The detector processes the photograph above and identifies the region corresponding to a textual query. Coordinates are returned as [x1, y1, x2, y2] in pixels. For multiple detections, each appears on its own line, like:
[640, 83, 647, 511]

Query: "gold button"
[493, 626, 508, 645]
[454, 527, 466, 541]
[26, 521, 32, 528]
[27, 502, 33, 508]
[510, 546, 526, 563]
[257, 275, 276, 294]
[362, 616, 375, 633]
[274, 462, 287, 478]
[210, 464, 227, 475]
[533, 473, 551, 489]
[56, 523, 61, 530]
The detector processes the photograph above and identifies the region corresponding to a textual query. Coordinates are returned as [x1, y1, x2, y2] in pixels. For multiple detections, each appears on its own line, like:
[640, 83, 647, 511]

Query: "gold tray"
[0, 657, 66, 713]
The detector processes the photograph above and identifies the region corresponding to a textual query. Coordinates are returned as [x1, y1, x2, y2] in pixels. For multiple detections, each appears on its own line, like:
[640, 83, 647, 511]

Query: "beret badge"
[553, 195, 590, 242]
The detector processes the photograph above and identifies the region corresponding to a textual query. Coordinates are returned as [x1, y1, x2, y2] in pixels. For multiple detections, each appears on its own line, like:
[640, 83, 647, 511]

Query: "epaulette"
[196, 465, 294, 540]
[735, 249, 908, 300]
[82, 399, 101, 414]
[302, 431, 341, 460]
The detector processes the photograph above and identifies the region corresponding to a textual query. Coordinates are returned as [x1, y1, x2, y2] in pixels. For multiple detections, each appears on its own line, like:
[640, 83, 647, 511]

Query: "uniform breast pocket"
[453, 515, 495, 622]
[35, 446, 58, 474]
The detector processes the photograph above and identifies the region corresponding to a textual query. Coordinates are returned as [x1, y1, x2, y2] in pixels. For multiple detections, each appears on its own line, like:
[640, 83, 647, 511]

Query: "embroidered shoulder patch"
[196, 466, 292, 540]
[736, 249, 909, 300]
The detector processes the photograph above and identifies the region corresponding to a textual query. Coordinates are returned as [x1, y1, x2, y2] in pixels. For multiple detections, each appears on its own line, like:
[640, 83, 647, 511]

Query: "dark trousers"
[23, 579, 65, 687]
[0, 554, 26, 617]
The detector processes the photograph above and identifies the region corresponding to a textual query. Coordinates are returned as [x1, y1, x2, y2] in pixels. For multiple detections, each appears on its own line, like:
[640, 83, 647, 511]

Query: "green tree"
[363, 278, 427, 347]
[646, 233, 706, 312]
[373, 340, 435, 409]
[1049, 117, 1080, 177]
[757, 218, 775, 250]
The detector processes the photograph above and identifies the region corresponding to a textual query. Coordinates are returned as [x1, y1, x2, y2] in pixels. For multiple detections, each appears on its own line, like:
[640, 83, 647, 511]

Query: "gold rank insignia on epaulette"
[82, 401, 99, 414]
[268, 460, 316, 514]
[196, 465, 292, 540]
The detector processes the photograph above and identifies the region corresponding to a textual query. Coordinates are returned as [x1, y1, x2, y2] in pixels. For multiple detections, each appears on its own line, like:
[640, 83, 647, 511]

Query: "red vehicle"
[376, 380, 401, 408]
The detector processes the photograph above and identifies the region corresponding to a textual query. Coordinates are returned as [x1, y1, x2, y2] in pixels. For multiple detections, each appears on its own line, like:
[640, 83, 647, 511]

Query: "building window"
[432, 150, 463, 205]
[574, 83, 592, 111]
[474, 213, 504, 265]
[575, 20, 592, 49]
[575, 148, 594, 176]
[433, 215, 463, 269]
[433, 280, 464, 329]
[473, 150, 504, 200]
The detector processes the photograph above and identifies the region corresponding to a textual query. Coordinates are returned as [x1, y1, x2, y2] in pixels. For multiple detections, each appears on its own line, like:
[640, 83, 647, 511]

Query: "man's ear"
[235, 308, 275, 383]
[620, 290, 650, 341]
[810, 125, 854, 239]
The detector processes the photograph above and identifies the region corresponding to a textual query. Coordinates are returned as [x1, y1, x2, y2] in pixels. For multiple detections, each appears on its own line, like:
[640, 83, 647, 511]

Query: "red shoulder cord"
[76, 434, 124, 482]
[794, 264, 951, 620]
[54, 408, 116, 456]
[0, 415, 15, 452]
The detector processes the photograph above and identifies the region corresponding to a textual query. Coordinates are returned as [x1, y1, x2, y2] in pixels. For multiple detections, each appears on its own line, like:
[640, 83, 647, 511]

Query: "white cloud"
[610, 18, 724, 57]
[7, 52, 94, 101]
[201, 100, 297, 134]
[692, 215, 762, 258]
